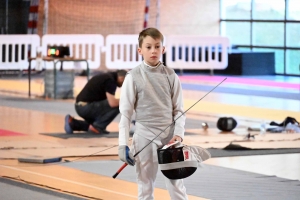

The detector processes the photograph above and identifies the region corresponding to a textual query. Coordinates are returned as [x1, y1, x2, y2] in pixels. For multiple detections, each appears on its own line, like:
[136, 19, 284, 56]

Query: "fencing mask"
[217, 117, 237, 132]
[157, 141, 211, 179]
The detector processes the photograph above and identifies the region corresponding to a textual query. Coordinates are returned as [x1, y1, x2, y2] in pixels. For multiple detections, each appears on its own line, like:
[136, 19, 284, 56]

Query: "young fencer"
[118, 27, 188, 200]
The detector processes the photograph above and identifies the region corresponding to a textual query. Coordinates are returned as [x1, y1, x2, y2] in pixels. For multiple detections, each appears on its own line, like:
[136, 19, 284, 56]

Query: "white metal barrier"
[41, 34, 104, 69]
[0, 34, 231, 71]
[0, 35, 40, 70]
[105, 34, 143, 69]
[165, 36, 230, 70]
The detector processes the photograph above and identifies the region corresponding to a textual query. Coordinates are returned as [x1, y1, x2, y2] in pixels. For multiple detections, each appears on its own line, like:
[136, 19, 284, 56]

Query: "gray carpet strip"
[64, 160, 300, 200]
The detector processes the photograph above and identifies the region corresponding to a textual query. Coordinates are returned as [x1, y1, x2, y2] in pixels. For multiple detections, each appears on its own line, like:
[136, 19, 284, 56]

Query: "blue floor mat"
[182, 83, 300, 100]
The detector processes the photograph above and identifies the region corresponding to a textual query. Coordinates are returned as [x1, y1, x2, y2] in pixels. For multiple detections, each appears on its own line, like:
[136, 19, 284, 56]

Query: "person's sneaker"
[88, 125, 110, 134]
[100, 129, 110, 134]
[64, 114, 74, 134]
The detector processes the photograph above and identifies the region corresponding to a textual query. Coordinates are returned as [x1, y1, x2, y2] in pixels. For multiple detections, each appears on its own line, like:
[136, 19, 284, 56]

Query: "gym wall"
[34, 0, 219, 71]
[37, 0, 219, 37]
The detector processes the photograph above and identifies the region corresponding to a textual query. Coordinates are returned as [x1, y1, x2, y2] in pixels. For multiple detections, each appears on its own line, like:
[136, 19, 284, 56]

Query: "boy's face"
[138, 36, 165, 66]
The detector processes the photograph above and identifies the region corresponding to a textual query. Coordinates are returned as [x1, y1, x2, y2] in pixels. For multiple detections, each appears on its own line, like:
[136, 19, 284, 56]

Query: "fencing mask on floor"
[217, 117, 237, 132]
[157, 141, 211, 179]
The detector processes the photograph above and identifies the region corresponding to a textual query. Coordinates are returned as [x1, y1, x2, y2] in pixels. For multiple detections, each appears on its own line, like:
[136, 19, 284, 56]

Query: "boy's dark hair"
[117, 69, 127, 77]
[138, 28, 164, 48]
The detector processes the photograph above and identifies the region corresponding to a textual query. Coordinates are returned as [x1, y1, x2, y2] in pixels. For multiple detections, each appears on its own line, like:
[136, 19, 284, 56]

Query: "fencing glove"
[118, 145, 135, 166]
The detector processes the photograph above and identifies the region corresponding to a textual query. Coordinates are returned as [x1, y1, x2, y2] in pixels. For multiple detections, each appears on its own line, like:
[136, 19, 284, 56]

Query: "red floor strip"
[0, 129, 26, 136]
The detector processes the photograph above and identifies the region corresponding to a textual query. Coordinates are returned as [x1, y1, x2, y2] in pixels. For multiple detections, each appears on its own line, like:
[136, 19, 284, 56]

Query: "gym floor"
[0, 72, 299, 199]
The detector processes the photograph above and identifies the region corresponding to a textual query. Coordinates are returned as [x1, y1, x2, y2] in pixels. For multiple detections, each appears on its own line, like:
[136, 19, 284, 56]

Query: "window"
[221, 0, 251, 19]
[221, 21, 251, 45]
[286, 50, 300, 75]
[253, 0, 285, 20]
[252, 22, 284, 46]
[286, 23, 300, 47]
[287, 0, 300, 20]
[220, 0, 300, 75]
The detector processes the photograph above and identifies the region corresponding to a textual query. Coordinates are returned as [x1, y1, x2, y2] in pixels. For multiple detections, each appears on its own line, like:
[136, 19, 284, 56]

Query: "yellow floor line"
[0, 165, 137, 199]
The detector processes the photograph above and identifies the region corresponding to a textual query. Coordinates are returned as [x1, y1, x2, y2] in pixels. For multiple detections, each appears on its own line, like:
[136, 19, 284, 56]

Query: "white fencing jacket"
[119, 61, 186, 146]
